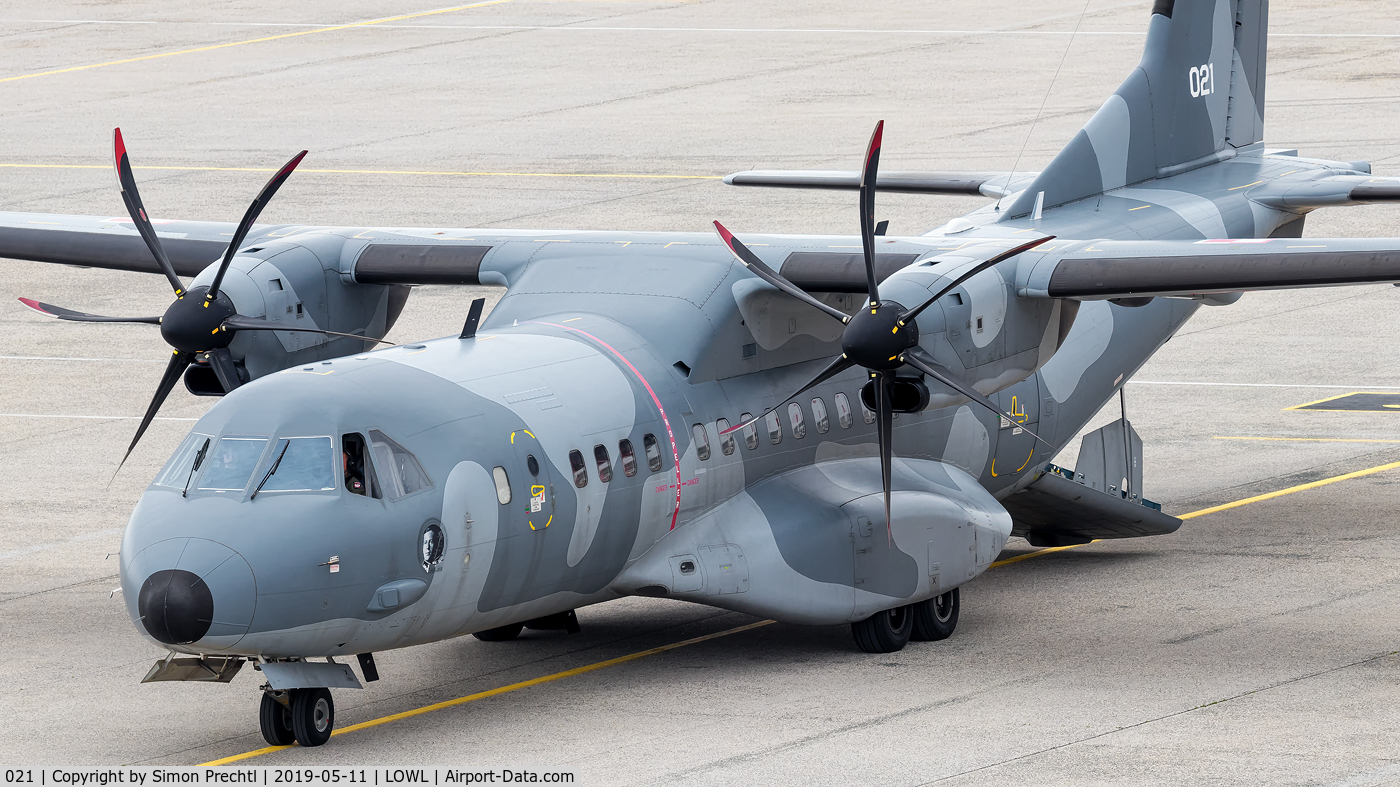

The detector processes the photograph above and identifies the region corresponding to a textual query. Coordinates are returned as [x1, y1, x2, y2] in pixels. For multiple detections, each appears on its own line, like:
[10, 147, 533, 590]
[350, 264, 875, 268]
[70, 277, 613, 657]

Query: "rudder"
[1002, 0, 1268, 219]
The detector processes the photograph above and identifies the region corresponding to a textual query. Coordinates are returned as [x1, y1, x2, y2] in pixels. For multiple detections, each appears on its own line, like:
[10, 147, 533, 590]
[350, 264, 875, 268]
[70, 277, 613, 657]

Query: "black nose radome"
[138, 569, 214, 645]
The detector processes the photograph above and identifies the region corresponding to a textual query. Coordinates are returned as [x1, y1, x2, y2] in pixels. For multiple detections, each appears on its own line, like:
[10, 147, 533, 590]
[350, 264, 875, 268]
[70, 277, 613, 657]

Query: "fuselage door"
[509, 429, 555, 533]
[989, 377, 1041, 484]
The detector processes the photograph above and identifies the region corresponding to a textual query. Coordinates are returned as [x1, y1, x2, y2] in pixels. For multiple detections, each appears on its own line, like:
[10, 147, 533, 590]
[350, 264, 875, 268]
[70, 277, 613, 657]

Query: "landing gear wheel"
[259, 691, 295, 746]
[912, 588, 960, 642]
[473, 622, 525, 641]
[851, 604, 913, 653]
[290, 687, 335, 747]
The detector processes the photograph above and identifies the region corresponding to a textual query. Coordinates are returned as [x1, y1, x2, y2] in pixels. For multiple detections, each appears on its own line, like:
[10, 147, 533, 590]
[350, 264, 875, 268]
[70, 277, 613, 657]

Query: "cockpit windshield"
[196, 437, 269, 493]
[152, 432, 212, 490]
[255, 437, 336, 494]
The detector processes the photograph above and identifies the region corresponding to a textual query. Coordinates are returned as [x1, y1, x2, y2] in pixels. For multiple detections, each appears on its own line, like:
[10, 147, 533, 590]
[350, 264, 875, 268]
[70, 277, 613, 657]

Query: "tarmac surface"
[1, 0, 1399, 783]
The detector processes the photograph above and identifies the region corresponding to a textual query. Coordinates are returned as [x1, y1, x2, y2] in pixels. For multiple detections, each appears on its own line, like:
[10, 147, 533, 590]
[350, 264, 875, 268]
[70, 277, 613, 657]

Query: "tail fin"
[1002, 0, 1268, 219]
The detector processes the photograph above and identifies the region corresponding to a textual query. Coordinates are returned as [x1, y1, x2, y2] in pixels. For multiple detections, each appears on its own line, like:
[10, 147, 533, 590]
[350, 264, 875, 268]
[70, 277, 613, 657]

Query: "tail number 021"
[1189, 63, 1215, 98]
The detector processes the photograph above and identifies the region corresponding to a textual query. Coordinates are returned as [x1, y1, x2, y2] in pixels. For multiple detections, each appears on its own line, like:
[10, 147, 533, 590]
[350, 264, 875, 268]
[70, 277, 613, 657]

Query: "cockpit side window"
[196, 437, 269, 493]
[368, 429, 432, 500]
[342, 433, 382, 498]
[152, 432, 212, 490]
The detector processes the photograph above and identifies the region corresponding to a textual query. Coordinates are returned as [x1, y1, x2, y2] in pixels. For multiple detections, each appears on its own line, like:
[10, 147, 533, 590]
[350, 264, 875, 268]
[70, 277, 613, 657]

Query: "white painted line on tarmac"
[1131, 381, 1400, 390]
[0, 413, 198, 420]
[0, 528, 122, 561]
[0, 355, 163, 363]
[6, 21, 1398, 38]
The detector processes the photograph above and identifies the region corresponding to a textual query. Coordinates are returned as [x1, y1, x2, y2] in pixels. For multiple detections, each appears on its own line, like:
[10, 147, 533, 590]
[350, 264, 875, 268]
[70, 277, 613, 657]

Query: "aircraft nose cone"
[138, 569, 214, 645]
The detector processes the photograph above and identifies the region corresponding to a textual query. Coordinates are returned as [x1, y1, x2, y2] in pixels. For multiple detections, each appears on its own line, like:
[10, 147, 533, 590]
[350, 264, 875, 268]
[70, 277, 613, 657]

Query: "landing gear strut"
[851, 588, 960, 653]
[259, 687, 336, 747]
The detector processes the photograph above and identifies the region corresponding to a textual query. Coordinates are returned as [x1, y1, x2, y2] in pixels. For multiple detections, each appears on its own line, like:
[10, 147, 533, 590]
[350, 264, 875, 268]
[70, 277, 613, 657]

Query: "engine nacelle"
[181, 232, 408, 393]
[878, 255, 1078, 409]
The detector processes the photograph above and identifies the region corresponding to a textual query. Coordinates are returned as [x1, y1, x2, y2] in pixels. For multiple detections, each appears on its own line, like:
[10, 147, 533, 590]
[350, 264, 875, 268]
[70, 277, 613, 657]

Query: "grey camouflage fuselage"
[108, 0, 1391, 659]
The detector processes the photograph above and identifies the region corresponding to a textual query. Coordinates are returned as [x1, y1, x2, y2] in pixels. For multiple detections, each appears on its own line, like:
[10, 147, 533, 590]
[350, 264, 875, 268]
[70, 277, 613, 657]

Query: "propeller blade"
[113, 128, 186, 296]
[712, 220, 850, 324]
[206, 150, 308, 302]
[117, 350, 195, 472]
[898, 235, 1056, 327]
[900, 347, 1054, 449]
[207, 347, 243, 393]
[460, 297, 485, 339]
[220, 314, 396, 345]
[875, 370, 894, 542]
[18, 297, 160, 324]
[720, 354, 857, 436]
[859, 121, 884, 307]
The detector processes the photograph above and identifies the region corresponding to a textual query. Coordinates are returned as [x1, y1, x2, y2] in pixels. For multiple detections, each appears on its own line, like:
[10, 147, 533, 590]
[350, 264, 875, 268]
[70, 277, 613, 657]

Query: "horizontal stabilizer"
[1020, 237, 1400, 299]
[1002, 467, 1181, 547]
[1248, 175, 1400, 210]
[723, 170, 1037, 199]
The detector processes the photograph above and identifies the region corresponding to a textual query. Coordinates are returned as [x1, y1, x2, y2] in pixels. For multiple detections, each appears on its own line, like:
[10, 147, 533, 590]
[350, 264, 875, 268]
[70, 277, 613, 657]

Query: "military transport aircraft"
[4, 0, 1399, 749]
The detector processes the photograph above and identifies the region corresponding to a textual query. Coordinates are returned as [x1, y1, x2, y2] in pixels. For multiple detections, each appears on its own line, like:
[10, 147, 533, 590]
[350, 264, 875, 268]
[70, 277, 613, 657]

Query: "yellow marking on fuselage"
[0, 0, 517, 84]
[523, 429, 535, 439]
[1128, 205, 1151, 211]
[562, 317, 583, 323]
[1228, 180, 1264, 191]
[664, 242, 688, 248]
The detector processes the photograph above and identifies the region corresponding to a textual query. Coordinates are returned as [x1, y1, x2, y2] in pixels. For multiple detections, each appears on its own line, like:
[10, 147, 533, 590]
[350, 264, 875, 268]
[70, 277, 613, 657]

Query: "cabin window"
[594, 444, 613, 482]
[341, 433, 381, 498]
[368, 429, 431, 500]
[766, 410, 782, 445]
[787, 403, 806, 439]
[569, 449, 588, 488]
[692, 424, 711, 461]
[834, 393, 853, 429]
[257, 437, 336, 493]
[861, 397, 876, 424]
[618, 439, 638, 477]
[716, 418, 736, 456]
[152, 432, 212, 489]
[643, 433, 664, 472]
[492, 466, 511, 504]
[811, 397, 830, 434]
[740, 413, 759, 450]
[196, 437, 268, 493]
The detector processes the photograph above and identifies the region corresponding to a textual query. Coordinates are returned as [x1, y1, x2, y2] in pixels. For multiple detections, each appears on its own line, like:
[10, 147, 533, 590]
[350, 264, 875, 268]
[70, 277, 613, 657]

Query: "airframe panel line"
[200, 620, 775, 766]
[990, 458, 1400, 568]
[201, 458, 1400, 764]
[0, 164, 720, 180]
[0, 0, 516, 85]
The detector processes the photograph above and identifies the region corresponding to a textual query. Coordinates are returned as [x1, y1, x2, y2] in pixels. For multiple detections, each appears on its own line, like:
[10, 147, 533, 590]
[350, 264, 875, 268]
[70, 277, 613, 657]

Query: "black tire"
[851, 605, 913, 653]
[911, 588, 960, 642]
[473, 622, 525, 641]
[259, 691, 296, 746]
[290, 687, 334, 747]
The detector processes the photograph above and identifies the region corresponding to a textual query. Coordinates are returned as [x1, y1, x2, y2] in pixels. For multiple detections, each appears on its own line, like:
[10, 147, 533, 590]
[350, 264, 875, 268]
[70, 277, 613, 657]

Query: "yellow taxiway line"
[0, 0, 514, 85]
[0, 163, 721, 181]
[201, 456, 1400, 765]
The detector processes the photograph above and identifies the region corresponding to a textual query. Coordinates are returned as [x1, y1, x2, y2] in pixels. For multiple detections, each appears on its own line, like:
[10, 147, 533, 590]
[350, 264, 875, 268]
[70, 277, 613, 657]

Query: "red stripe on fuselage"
[531, 322, 684, 531]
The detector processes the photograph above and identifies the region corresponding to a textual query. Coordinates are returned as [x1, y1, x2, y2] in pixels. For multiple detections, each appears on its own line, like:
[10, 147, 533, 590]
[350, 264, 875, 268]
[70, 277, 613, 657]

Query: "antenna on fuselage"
[460, 297, 485, 339]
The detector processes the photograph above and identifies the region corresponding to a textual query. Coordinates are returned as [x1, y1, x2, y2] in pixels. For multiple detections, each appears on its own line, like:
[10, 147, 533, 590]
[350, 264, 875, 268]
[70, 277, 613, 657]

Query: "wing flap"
[1020, 238, 1400, 299]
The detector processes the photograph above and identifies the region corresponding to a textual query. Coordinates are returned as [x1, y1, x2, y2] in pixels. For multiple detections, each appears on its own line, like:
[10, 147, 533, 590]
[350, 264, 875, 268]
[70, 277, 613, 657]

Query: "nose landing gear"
[259, 687, 336, 747]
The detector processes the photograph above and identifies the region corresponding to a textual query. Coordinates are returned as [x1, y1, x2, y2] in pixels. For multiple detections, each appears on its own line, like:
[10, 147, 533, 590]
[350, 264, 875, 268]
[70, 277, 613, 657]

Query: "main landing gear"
[260, 688, 335, 747]
[851, 588, 960, 654]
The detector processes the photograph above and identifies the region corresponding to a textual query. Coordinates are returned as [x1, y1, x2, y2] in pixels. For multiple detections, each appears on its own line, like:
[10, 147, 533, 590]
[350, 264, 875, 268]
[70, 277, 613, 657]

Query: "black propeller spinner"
[18, 129, 391, 470]
[713, 120, 1056, 533]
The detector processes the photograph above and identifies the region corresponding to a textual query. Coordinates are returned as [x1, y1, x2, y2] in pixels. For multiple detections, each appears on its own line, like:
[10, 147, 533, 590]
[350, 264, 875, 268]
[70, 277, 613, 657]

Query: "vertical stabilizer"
[1002, 0, 1268, 219]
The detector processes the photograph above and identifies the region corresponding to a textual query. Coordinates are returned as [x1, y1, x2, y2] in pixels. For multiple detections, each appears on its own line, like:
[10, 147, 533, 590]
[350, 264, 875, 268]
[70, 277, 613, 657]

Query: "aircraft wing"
[1019, 237, 1400, 300]
[0, 212, 244, 276]
[723, 170, 1039, 199]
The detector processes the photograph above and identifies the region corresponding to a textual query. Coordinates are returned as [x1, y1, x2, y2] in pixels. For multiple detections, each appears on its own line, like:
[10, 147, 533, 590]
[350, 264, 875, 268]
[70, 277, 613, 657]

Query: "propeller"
[18, 129, 391, 471]
[714, 121, 1056, 533]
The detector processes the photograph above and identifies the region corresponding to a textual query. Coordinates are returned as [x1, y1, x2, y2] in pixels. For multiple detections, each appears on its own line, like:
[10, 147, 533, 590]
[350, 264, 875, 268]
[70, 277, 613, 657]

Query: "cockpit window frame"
[193, 435, 272, 495]
[252, 435, 339, 496]
[151, 431, 214, 491]
[365, 428, 434, 501]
